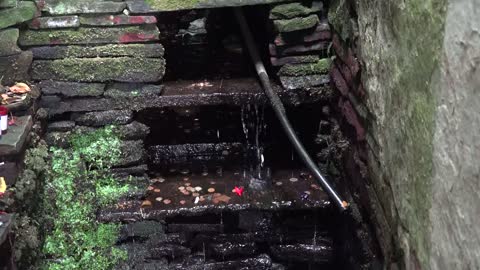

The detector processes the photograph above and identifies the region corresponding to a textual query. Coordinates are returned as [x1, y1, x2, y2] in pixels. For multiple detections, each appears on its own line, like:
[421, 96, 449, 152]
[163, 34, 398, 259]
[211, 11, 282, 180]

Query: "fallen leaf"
[141, 200, 152, 208]
[233, 186, 244, 196]
[0, 177, 6, 193]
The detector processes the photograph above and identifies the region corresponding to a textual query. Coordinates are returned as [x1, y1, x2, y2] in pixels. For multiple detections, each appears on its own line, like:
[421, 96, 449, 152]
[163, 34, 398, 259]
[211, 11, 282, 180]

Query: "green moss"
[0, 1, 37, 29]
[144, 0, 200, 10]
[327, 0, 352, 41]
[270, 3, 321, 20]
[274, 14, 319, 33]
[278, 58, 331, 76]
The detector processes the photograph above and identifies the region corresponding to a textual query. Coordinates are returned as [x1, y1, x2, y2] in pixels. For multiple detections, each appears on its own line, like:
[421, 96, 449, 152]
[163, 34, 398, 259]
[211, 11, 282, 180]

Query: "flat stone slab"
[0, 1, 37, 29]
[98, 169, 330, 222]
[36, 0, 126, 15]
[31, 44, 164, 59]
[0, 51, 32, 87]
[19, 25, 160, 46]
[273, 14, 319, 33]
[0, 29, 21, 57]
[80, 14, 157, 26]
[0, 0, 17, 8]
[29, 15, 80, 29]
[0, 115, 32, 156]
[73, 110, 133, 127]
[31, 57, 165, 82]
[269, 2, 323, 20]
[126, 0, 291, 13]
[269, 41, 329, 56]
[270, 55, 319, 67]
[280, 74, 330, 90]
[39, 81, 105, 97]
[104, 83, 163, 98]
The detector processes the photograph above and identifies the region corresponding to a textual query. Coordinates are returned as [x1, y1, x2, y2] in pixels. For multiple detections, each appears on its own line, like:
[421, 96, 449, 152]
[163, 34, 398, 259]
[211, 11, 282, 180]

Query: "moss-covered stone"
[274, 14, 319, 33]
[31, 44, 164, 59]
[278, 58, 331, 76]
[29, 16, 79, 29]
[105, 83, 163, 98]
[39, 81, 105, 97]
[19, 25, 160, 46]
[0, 28, 21, 56]
[131, 0, 290, 12]
[0, 0, 17, 8]
[0, 51, 32, 85]
[31, 57, 165, 83]
[270, 2, 322, 20]
[0, 1, 37, 29]
[39, 0, 126, 15]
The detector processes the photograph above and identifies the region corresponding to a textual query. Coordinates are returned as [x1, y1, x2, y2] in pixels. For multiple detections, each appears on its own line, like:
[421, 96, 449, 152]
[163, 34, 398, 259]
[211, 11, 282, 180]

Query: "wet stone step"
[0, 116, 32, 157]
[167, 223, 224, 233]
[270, 243, 334, 264]
[36, 0, 126, 15]
[31, 44, 164, 59]
[168, 254, 272, 270]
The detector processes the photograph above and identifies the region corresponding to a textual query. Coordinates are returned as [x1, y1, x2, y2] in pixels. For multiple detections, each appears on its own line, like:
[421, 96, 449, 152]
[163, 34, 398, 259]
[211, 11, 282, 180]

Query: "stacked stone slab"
[21, 0, 167, 180]
[268, 1, 332, 90]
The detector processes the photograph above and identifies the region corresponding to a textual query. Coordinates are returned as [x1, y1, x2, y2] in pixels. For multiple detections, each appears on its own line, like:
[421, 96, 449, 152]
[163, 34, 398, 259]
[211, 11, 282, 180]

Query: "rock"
[126, 0, 290, 13]
[47, 121, 76, 132]
[269, 41, 329, 56]
[280, 74, 330, 90]
[37, 0, 126, 15]
[117, 140, 145, 167]
[39, 81, 105, 97]
[0, 1, 37, 29]
[0, 29, 21, 56]
[112, 164, 148, 176]
[39, 95, 61, 109]
[19, 25, 160, 46]
[0, 51, 32, 85]
[169, 254, 272, 270]
[274, 22, 331, 47]
[46, 98, 120, 115]
[119, 221, 164, 240]
[0, 116, 32, 156]
[115, 121, 150, 140]
[270, 55, 319, 67]
[80, 15, 157, 26]
[270, 244, 334, 263]
[31, 43, 164, 59]
[31, 57, 165, 82]
[0, 0, 17, 8]
[168, 224, 224, 233]
[0, 214, 14, 247]
[270, 2, 322, 20]
[104, 83, 163, 98]
[210, 242, 258, 258]
[29, 16, 79, 29]
[150, 244, 191, 260]
[273, 15, 319, 33]
[73, 110, 133, 127]
[278, 59, 331, 76]
[45, 131, 71, 148]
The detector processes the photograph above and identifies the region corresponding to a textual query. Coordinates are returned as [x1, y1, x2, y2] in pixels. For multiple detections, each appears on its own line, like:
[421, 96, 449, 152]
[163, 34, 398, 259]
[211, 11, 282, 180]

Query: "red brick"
[338, 98, 366, 141]
[330, 65, 349, 96]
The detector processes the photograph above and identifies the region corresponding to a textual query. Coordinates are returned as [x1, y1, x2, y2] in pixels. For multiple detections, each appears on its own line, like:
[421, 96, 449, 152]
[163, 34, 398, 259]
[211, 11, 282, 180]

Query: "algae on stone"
[31, 44, 165, 59]
[278, 58, 331, 76]
[270, 2, 322, 20]
[0, 28, 21, 56]
[274, 14, 319, 33]
[0, 1, 37, 29]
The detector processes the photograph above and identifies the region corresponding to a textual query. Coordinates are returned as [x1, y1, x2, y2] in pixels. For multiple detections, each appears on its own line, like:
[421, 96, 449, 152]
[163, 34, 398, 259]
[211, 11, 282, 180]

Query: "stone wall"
[329, 0, 480, 269]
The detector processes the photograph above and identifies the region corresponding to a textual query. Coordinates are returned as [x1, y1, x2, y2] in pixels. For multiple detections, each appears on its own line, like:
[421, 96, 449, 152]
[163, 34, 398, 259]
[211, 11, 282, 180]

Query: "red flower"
[234, 186, 244, 196]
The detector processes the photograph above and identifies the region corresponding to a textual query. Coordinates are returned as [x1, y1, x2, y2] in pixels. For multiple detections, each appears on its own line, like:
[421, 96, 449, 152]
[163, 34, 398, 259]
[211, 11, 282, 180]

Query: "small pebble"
[158, 178, 166, 183]
[194, 186, 202, 192]
[275, 182, 283, 186]
[147, 186, 155, 191]
[154, 188, 161, 193]
[311, 184, 320, 190]
[210, 181, 216, 185]
[163, 199, 172, 205]
[199, 196, 205, 202]
[208, 188, 215, 193]
[192, 192, 200, 197]
[178, 186, 185, 191]
[182, 190, 191, 196]
[185, 182, 191, 187]
[180, 200, 186, 205]
[155, 197, 163, 202]
[186, 187, 195, 192]
[304, 191, 311, 195]
[180, 169, 190, 175]
[141, 200, 152, 207]
[289, 177, 298, 183]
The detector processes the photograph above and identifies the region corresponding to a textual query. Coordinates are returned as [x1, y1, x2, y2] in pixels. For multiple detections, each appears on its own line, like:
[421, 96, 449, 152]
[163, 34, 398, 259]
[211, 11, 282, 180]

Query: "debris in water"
[194, 186, 202, 192]
[141, 200, 152, 208]
[192, 192, 200, 197]
[151, 177, 165, 183]
[180, 169, 190, 175]
[208, 188, 215, 193]
[289, 177, 298, 183]
[180, 200, 186, 205]
[311, 184, 320, 190]
[154, 188, 161, 193]
[304, 191, 311, 195]
[186, 187, 195, 192]
[213, 193, 231, 204]
[185, 182, 191, 186]
[183, 177, 189, 181]
[300, 172, 309, 180]
[178, 186, 185, 191]
[275, 181, 283, 186]
[155, 197, 163, 202]
[163, 199, 172, 205]
[202, 171, 209, 176]
[147, 186, 155, 191]
[210, 181, 216, 185]
[182, 190, 191, 196]
[233, 186, 244, 196]
[199, 196, 205, 202]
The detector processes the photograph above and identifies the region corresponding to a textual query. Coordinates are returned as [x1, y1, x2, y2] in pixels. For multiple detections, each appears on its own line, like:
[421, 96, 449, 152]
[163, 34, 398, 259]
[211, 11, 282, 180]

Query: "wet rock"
[0, 29, 21, 56]
[119, 221, 164, 241]
[31, 57, 165, 82]
[115, 121, 150, 140]
[273, 15, 319, 33]
[29, 16, 79, 29]
[0, 116, 32, 156]
[73, 110, 133, 127]
[169, 254, 272, 270]
[210, 242, 258, 258]
[31, 44, 164, 59]
[270, 244, 334, 263]
[274, 22, 331, 46]
[270, 55, 319, 67]
[112, 164, 148, 177]
[80, 14, 157, 26]
[39, 81, 105, 97]
[46, 98, 119, 116]
[150, 244, 191, 260]
[37, 0, 126, 15]
[269, 42, 328, 56]
[168, 224, 224, 233]
[45, 131, 71, 148]
[131, 261, 169, 270]
[278, 59, 331, 76]
[19, 25, 160, 46]
[0, 51, 32, 86]
[39, 95, 61, 109]
[116, 243, 153, 269]
[280, 74, 330, 90]
[271, 263, 287, 270]
[270, 2, 322, 20]
[0, 1, 37, 29]
[0, 0, 17, 8]
[105, 83, 163, 98]
[238, 211, 273, 232]
[116, 140, 145, 167]
[47, 121, 75, 132]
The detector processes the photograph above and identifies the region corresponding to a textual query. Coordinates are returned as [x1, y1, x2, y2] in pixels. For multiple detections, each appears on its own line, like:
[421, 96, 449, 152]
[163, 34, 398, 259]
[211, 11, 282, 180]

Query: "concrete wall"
[330, 0, 479, 268]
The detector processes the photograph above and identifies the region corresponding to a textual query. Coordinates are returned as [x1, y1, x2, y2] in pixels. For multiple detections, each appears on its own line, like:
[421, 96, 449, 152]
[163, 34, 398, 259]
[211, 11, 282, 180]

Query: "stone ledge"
[0, 115, 32, 157]
[0, 1, 37, 29]
[29, 16, 80, 29]
[80, 14, 157, 26]
[0, 51, 32, 86]
[31, 44, 164, 59]
[36, 0, 126, 15]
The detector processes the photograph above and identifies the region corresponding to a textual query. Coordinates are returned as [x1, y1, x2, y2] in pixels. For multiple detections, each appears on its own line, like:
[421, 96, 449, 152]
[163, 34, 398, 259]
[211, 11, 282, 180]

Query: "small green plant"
[42, 126, 129, 270]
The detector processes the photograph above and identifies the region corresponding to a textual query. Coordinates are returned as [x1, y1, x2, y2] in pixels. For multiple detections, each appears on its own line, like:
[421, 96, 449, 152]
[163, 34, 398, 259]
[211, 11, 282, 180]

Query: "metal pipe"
[234, 8, 348, 211]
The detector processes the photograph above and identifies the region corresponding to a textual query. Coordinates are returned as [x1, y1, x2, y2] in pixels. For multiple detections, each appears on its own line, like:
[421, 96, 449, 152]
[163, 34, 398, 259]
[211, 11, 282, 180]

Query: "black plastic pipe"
[234, 8, 348, 211]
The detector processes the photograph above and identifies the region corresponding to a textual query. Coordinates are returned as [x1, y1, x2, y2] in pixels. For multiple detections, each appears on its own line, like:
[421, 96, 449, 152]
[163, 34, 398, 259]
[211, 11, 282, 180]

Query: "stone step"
[19, 25, 160, 46]
[269, 2, 323, 20]
[31, 57, 165, 82]
[0, 29, 21, 57]
[36, 0, 126, 15]
[0, 115, 32, 157]
[0, 51, 32, 86]
[0, 0, 17, 8]
[29, 15, 80, 29]
[0, 1, 37, 29]
[79, 14, 157, 26]
[273, 14, 319, 33]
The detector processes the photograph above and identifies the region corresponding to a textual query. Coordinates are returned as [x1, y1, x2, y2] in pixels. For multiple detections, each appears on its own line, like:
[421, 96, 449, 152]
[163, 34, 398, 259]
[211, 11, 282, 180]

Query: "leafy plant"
[42, 126, 129, 270]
